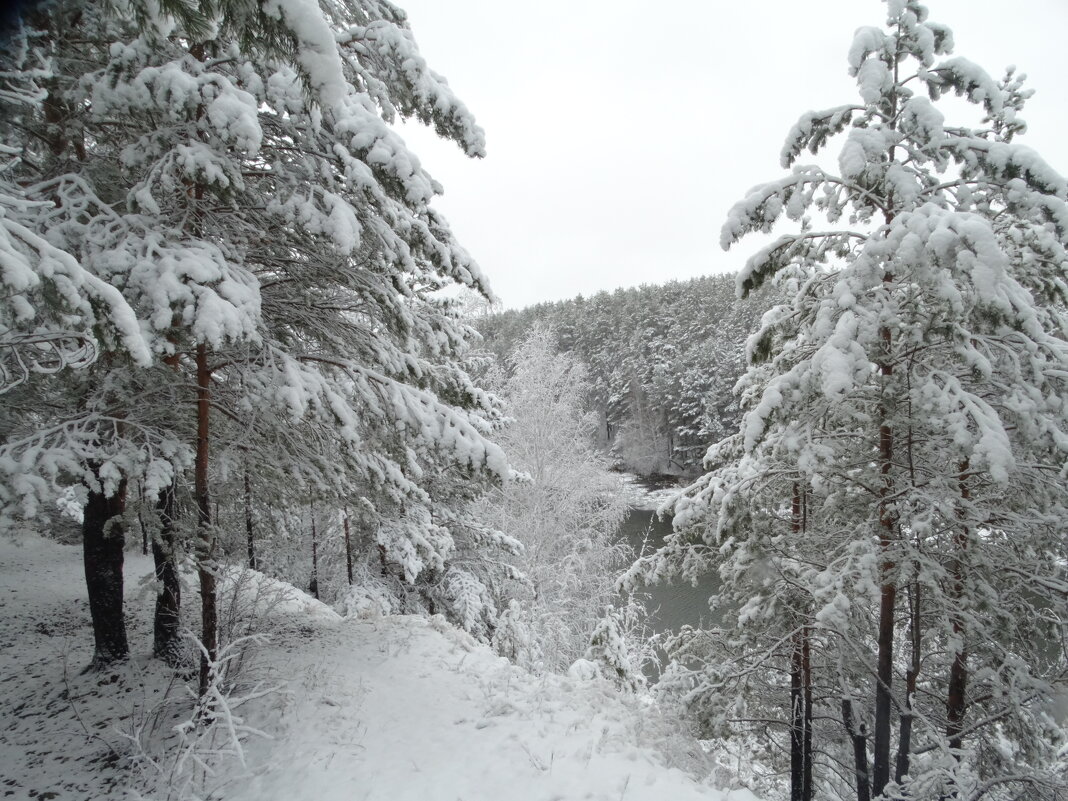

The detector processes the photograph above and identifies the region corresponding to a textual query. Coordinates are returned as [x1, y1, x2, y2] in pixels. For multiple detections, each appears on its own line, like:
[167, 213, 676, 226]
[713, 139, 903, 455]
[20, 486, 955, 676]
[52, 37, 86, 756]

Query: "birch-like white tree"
[472, 326, 632, 674]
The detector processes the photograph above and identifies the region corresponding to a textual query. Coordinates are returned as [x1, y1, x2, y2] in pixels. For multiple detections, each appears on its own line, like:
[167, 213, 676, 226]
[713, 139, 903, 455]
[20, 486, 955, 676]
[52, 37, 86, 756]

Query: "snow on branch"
[780, 105, 860, 169]
[337, 20, 486, 158]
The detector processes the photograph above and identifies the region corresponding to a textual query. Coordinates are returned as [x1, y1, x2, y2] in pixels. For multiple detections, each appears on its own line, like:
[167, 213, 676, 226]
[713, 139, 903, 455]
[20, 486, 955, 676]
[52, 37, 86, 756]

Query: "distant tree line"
[475, 275, 776, 477]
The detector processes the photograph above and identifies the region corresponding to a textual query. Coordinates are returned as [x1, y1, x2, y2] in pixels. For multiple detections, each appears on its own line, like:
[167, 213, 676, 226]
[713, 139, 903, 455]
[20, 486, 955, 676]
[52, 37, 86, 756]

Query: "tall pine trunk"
[245, 467, 257, 571]
[895, 582, 921, 785]
[343, 508, 353, 585]
[946, 462, 970, 756]
[309, 511, 319, 600]
[194, 343, 217, 697]
[842, 696, 871, 801]
[803, 628, 813, 801]
[152, 480, 183, 665]
[872, 281, 898, 798]
[82, 469, 129, 669]
[790, 483, 813, 801]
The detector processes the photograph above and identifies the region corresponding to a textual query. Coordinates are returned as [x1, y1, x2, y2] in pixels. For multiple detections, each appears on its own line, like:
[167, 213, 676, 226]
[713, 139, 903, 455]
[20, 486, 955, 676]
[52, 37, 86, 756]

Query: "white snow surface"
[228, 615, 754, 801]
[0, 533, 760, 801]
[619, 473, 686, 512]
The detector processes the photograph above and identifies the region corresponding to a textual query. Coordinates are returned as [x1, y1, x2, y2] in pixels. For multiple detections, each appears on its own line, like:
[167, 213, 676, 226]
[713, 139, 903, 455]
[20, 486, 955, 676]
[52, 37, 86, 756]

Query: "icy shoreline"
[618, 472, 687, 513]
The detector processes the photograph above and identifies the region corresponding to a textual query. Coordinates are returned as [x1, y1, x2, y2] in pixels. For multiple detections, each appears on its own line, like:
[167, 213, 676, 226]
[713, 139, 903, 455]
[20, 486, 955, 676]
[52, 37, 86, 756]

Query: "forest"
[474, 275, 772, 478]
[1, 0, 1066, 800]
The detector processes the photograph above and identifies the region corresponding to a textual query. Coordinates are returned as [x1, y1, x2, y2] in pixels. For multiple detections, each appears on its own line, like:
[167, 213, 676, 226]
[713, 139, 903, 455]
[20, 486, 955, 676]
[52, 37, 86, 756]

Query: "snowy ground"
[0, 535, 174, 800]
[0, 534, 760, 801]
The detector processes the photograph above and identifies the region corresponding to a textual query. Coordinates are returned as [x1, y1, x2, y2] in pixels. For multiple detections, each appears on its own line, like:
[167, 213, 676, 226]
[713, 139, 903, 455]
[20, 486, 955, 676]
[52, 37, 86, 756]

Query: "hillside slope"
[225, 613, 758, 801]
[0, 534, 760, 801]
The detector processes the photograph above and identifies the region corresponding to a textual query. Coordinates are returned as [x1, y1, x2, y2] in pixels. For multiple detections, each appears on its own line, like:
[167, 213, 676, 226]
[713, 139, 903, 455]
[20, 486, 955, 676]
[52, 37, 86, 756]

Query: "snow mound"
[217, 564, 342, 623]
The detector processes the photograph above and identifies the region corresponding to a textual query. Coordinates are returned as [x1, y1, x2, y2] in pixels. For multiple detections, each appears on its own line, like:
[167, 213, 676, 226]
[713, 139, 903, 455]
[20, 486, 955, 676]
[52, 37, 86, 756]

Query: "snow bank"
[217, 564, 342, 623]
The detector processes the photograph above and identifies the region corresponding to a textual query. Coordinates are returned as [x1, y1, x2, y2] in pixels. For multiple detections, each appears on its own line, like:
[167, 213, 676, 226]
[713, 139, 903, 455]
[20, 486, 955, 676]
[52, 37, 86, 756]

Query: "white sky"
[394, 0, 1068, 310]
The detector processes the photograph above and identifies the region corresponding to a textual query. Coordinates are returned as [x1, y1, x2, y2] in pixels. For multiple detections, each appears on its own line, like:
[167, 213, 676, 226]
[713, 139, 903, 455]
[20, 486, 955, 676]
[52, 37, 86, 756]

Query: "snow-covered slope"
[226, 613, 758, 801]
[0, 534, 760, 801]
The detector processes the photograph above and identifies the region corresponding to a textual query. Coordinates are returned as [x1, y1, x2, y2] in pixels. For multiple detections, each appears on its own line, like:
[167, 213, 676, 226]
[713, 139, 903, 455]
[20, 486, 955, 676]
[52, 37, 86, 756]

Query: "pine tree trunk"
[946, 462, 970, 756]
[152, 481, 183, 665]
[791, 631, 806, 801]
[309, 512, 319, 600]
[194, 342, 217, 697]
[245, 467, 257, 571]
[138, 483, 148, 555]
[895, 582, 921, 784]
[872, 310, 897, 798]
[82, 470, 129, 670]
[873, 580, 896, 795]
[789, 483, 813, 801]
[343, 508, 353, 586]
[803, 626, 813, 801]
[842, 697, 871, 801]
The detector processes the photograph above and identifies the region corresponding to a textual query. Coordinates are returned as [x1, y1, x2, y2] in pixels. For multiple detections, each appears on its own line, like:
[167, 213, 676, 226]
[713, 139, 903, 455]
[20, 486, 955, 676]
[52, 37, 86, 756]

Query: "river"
[618, 505, 721, 634]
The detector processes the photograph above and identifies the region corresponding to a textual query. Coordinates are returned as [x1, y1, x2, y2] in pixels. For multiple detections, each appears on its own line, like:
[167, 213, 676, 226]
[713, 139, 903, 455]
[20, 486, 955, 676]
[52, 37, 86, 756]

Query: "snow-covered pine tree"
[634, 2, 1068, 799]
[0, 6, 179, 668]
[1, 0, 509, 676]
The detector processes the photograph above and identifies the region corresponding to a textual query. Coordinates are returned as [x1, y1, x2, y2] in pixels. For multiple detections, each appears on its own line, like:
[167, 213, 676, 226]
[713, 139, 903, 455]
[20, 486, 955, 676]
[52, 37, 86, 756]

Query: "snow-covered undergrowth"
[0, 534, 760, 800]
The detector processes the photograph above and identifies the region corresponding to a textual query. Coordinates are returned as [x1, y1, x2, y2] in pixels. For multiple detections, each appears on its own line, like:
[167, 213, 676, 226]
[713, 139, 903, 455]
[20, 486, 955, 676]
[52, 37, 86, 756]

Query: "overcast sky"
[393, 0, 1068, 310]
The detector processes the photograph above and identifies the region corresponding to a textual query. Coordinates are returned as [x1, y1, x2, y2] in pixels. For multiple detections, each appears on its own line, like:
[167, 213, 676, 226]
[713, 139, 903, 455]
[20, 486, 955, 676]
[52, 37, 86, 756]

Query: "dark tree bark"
[138, 482, 148, 555]
[791, 631, 807, 801]
[194, 342, 217, 698]
[82, 471, 129, 670]
[789, 483, 813, 801]
[152, 480, 183, 665]
[309, 512, 319, 600]
[343, 508, 353, 586]
[895, 582, 921, 785]
[802, 627, 813, 801]
[245, 467, 257, 571]
[842, 697, 871, 801]
[872, 307, 898, 799]
[946, 462, 970, 756]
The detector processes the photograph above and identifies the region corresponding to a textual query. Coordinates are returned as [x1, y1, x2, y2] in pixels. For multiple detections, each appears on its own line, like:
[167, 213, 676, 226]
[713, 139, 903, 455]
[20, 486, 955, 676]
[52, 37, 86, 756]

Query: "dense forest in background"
[474, 275, 776, 477]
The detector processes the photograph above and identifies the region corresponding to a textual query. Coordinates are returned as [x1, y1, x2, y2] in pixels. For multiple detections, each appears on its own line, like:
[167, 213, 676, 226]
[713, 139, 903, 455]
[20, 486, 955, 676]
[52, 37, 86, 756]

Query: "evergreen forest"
[0, 1, 1065, 800]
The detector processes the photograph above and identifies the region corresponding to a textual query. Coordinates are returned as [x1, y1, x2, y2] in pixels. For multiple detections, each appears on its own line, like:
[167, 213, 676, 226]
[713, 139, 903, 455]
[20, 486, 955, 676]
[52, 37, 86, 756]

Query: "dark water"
[619, 507, 721, 634]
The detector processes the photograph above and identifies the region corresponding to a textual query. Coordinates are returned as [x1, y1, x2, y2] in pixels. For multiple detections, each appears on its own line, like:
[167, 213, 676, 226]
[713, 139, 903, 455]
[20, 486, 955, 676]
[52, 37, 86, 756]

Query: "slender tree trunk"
[309, 510, 319, 600]
[873, 522, 897, 795]
[789, 483, 813, 801]
[803, 626, 813, 801]
[82, 470, 129, 670]
[194, 342, 217, 697]
[872, 300, 898, 798]
[946, 461, 970, 755]
[343, 508, 353, 586]
[842, 697, 871, 801]
[378, 542, 389, 578]
[245, 467, 257, 571]
[895, 582, 920, 785]
[152, 480, 183, 665]
[791, 632, 807, 801]
[138, 482, 148, 555]
[150, 347, 186, 664]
